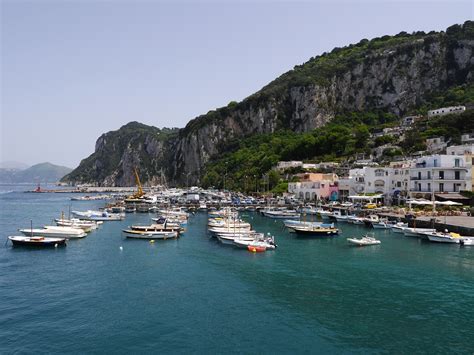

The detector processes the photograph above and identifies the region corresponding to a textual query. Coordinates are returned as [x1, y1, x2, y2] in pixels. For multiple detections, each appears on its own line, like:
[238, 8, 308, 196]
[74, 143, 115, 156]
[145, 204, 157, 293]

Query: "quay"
[379, 213, 474, 236]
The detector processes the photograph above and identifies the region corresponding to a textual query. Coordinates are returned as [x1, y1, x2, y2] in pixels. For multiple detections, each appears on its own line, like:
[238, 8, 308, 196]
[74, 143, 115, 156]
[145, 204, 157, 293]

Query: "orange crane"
[132, 167, 144, 198]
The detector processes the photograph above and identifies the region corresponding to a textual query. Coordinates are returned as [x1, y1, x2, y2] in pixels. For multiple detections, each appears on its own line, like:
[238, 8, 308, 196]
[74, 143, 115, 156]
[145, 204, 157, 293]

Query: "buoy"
[252, 247, 257, 253]
[119, 246, 123, 251]
[54, 243, 58, 248]
[150, 240, 155, 243]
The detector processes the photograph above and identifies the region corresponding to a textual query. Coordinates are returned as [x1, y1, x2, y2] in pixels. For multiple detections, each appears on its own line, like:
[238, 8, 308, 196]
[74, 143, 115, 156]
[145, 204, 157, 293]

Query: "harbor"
[2, 185, 474, 353]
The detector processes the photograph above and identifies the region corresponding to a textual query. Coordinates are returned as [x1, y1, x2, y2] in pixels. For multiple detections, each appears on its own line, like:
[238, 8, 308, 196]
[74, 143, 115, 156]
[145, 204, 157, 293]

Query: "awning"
[435, 193, 470, 201]
[348, 195, 383, 200]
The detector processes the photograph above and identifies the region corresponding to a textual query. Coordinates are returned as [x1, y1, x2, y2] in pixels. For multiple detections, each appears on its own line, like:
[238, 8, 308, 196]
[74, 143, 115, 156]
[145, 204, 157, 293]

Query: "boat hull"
[9, 236, 66, 247]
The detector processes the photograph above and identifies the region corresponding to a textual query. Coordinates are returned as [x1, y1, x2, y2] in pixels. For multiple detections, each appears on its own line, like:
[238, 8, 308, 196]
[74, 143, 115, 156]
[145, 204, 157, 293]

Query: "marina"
[1, 186, 474, 353]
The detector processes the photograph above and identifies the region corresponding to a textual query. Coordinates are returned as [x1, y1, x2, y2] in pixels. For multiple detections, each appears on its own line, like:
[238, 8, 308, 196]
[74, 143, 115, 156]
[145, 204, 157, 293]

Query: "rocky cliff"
[63, 122, 178, 186]
[64, 21, 474, 186]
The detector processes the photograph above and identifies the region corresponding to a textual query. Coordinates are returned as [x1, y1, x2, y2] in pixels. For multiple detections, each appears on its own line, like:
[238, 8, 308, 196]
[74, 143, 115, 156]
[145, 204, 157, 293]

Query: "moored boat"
[292, 225, 339, 236]
[347, 234, 381, 246]
[19, 226, 87, 239]
[123, 230, 179, 239]
[8, 235, 67, 247]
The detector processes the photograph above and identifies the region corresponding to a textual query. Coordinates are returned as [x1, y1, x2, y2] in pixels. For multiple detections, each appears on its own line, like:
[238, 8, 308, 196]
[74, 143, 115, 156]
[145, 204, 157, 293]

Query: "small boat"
[372, 220, 392, 229]
[292, 225, 339, 236]
[363, 215, 379, 227]
[347, 216, 365, 225]
[233, 236, 277, 250]
[347, 234, 381, 246]
[403, 228, 436, 238]
[123, 230, 179, 239]
[19, 226, 87, 239]
[391, 222, 408, 233]
[424, 231, 462, 244]
[72, 210, 124, 221]
[460, 237, 474, 246]
[262, 209, 299, 219]
[8, 236, 67, 247]
[55, 218, 98, 232]
[247, 245, 266, 253]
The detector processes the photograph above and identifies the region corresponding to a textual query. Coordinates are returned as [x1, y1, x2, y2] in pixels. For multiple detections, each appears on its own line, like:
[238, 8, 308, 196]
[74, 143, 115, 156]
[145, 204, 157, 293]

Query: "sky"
[1, 0, 472, 168]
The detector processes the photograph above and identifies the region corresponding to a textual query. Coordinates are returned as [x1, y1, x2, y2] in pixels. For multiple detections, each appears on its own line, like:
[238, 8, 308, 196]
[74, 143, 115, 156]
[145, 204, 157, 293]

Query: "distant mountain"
[0, 161, 29, 170]
[0, 162, 72, 183]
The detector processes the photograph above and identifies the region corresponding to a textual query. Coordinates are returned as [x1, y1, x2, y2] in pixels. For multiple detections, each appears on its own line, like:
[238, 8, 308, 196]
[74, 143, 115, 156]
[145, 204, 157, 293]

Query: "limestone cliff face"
[171, 29, 473, 184]
[62, 122, 177, 186]
[64, 22, 474, 186]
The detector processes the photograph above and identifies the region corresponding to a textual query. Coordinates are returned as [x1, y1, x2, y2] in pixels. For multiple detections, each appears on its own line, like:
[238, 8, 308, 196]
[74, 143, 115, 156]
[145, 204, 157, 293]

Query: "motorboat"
[347, 216, 365, 225]
[19, 226, 87, 239]
[391, 222, 408, 233]
[460, 237, 474, 246]
[55, 218, 98, 232]
[318, 210, 333, 221]
[403, 228, 436, 238]
[72, 210, 124, 221]
[123, 230, 178, 239]
[363, 215, 379, 227]
[233, 235, 277, 250]
[423, 230, 462, 244]
[347, 234, 381, 246]
[8, 236, 67, 247]
[372, 220, 393, 229]
[262, 209, 299, 219]
[292, 225, 339, 236]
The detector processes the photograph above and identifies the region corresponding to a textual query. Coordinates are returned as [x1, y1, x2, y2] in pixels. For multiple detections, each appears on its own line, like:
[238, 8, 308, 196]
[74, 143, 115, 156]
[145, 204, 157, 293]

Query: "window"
[427, 183, 431, 192]
[418, 172, 421, 180]
[427, 171, 431, 179]
[434, 159, 438, 167]
[455, 171, 460, 180]
[439, 183, 444, 192]
[455, 159, 460, 167]
[418, 183, 421, 191]
[439, 171, 444, 180]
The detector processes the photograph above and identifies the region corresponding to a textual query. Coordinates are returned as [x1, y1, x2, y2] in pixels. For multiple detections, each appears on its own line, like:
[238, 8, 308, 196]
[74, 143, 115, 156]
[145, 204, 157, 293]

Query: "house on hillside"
[288, 173, 339, 201]
[427, 106, 466, 118]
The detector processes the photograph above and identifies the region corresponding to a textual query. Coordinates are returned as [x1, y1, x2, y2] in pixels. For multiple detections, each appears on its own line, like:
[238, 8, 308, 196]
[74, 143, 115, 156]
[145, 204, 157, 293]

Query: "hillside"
[64, 21, 474, 187]
[0, 162, 72, 183]
[62, 122, 179, 186]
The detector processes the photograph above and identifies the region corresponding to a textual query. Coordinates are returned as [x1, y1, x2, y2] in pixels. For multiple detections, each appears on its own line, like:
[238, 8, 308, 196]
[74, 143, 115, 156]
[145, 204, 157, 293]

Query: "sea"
[1, 184, 474, 354]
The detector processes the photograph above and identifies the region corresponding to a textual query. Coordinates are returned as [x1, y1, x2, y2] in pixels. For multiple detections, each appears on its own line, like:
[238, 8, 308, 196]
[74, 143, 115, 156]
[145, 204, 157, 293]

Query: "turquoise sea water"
[1, 184, 474, 354]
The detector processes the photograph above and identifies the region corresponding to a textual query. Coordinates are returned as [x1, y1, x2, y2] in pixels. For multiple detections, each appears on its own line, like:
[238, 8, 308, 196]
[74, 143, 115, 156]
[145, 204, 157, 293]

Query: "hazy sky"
[1, 0, 472, 168]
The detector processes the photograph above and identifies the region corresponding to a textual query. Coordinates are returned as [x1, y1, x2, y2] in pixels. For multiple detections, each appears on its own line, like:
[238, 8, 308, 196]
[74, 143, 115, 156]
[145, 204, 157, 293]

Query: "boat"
[372, 220, 392, 229]
[262, 209, 299, 219]
[247, 245, 266, 253]
[8, 236, 67, 247]
[347, 234, 381, 246]
[123, 230, 178, 239]
[347, 216, 365, 225]
[233, 236, 277, 250]
[460, 237, 474, 246]
[318, 210, 333, 221]
[363, 215, 379, 227]
[391, 222, 408, 233]
[403, 228, 436, 238]
[423, 230, 462, 244]
[19, 226, 87, 239]
[72, 210, 124, 221]
[292, 225, 339, 236]
[55, 218, 98, 232]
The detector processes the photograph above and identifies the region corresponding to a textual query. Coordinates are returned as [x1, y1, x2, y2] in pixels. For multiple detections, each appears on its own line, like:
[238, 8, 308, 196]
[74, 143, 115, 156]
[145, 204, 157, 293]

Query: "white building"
[446, 145, 474, 191]
[427, 106, 466, 118]
[348, 167, 393, 195]
[410, 155, 469, 198]
[276, 161, 303, 170]
[461, 133, 474, 144]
